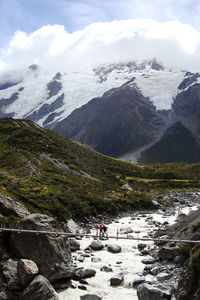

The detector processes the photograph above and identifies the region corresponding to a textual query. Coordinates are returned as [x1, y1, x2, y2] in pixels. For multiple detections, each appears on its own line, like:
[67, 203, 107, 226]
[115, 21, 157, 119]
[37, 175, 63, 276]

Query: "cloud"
[0, 19, 200, 75]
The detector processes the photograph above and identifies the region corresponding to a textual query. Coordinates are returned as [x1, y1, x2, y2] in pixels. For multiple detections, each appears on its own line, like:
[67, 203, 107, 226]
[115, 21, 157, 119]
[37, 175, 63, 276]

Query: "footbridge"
[0, 224, 199, 245]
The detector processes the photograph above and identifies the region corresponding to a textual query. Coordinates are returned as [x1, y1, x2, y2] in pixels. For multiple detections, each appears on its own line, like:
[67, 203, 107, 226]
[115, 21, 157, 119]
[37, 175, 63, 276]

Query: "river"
[59, 201, 199, 300]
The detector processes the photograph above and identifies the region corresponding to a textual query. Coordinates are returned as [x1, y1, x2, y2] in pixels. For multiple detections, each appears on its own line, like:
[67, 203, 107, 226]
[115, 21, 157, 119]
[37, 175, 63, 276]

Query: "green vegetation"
[1, 118, 200, 221]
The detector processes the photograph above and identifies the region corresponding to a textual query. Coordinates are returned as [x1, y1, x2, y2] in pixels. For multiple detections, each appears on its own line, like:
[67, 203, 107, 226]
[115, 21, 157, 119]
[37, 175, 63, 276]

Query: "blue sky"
[0, 0, 200, 46]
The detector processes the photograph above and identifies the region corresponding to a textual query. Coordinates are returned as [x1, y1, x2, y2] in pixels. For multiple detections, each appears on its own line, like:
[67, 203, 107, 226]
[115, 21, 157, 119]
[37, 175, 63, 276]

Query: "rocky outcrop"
[21, 275, 58, 300]
[9, 214, 73, 281]
[0, 193, 30, 218]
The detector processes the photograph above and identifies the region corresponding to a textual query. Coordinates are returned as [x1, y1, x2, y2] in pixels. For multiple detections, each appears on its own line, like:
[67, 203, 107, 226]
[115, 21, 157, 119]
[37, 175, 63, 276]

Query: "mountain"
[0, 59, 184, 128]
[1, 118, 200, 222]
[54, 80, 165, 157]
[1, 59, 200, 162]
[139, 122, 200, 163]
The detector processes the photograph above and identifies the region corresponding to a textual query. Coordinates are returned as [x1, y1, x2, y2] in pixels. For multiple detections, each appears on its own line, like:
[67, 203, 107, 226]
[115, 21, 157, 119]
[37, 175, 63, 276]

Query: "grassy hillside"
[1, 118, 200, 221]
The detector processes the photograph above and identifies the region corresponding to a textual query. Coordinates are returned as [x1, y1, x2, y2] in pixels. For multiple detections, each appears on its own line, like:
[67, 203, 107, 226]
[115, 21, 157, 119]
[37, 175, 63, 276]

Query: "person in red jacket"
[99, 224, 103, 237]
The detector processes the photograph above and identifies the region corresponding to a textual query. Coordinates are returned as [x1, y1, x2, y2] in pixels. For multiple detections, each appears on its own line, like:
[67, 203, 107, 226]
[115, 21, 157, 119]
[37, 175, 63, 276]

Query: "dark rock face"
[9, 214, 73, 281]
[139, 121, 200, 163]
[75, 268, 96, 280]
[2, 259, 19, 290]
[173, 83, 200, 133]
[178, 73, 200, 90]
[54, 83, 164, 157]
[26, 94, 64, 123]
[43, 110, 64, 127]
[47, 78, 62, 99]
[0, 82, 20, 90]
[0, 92, 19, 108]
[89, 240, 104, 251]
[21, 275, 58, 300]
[137, 283, 167, 300]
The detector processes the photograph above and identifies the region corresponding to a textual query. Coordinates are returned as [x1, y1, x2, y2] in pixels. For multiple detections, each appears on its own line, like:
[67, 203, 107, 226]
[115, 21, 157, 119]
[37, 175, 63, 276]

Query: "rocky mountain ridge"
[1, 59, 200, 162]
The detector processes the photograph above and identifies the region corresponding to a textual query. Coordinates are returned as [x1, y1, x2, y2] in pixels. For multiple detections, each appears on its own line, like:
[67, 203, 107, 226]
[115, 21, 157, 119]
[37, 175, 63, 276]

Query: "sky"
[0, 0, 200, 74]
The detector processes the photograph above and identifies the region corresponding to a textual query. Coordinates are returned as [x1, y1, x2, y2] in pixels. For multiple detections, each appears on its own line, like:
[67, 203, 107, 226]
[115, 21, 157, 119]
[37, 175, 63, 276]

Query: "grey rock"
[157, 272, 172, 282]
[18, 259, 38, 287]
[119, 227, 133, 234]
[21, 275, 58, 300]
[137, 283, 166, 300]
[150, 267, 160, 275]
[69, 239, 80, 252]
[110, 273, 124, 286]
[138, 243, 147, 251]
[80, 294, 102, 300]
[0, 291, 9, 299]
[75, 268, 96, 280]
[89, 240, 104, 251]
[141, 257, 156, 264]
[9, 214, 73, 281]
[0, 193, 30, 218]
[100, 266, 113, 272]
[2, 259, 19, 290]
[107, 244, 121, 253]
[132, 276, 146, 287]
[158, 246, 179, 260]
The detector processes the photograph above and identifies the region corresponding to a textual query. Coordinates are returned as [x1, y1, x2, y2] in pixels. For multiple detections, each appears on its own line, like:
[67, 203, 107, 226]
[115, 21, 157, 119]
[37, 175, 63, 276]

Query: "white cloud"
[0, 19, 200, 75]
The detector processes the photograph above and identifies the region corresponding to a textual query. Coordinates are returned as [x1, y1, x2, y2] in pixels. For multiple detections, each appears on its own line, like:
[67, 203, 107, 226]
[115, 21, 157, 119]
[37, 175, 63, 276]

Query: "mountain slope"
[1, 118, 200, 221]
[139, 122, 200, 163]
[54, 80, 165, 157]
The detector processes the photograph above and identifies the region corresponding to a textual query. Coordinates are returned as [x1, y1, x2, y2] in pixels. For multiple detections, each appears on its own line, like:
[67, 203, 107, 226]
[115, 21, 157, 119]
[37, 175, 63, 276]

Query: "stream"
[59, 198, 199, 300]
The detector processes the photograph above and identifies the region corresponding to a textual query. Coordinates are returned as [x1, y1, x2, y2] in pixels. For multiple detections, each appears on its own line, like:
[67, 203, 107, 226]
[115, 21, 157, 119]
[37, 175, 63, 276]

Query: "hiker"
[99, 224, 104, 237]
[103, 224, 108, 238]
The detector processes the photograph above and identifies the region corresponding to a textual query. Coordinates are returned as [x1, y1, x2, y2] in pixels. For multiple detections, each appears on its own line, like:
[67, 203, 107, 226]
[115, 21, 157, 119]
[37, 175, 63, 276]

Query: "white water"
[59, 205, 199, 300]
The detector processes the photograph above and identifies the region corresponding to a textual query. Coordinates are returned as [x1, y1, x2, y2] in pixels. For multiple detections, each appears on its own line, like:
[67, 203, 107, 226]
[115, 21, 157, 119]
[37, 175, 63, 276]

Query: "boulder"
[119, 227, 133, 234]
[141, 257, 156, 264]
[132, 277, 146, 287]
[9, 214, 73, 281]
[138, 243, 147, 251]
[69, 239, 80, 252]
[150, 267, 160, 275]
[100, 266, 113, 272]
[18, 259, 39, 287]
[2, 259, 19, 290]
[21, 275, 58, 300]
[110, 273, 124, 286]
[80, 294, 102, 300]
[157, 272, 172, 282]
[137, 283, 166, 300]
[0, 193, 30, 218]
[75, 268, 96, 280]
[158, 246, 179, 260]
[89, 240, 104, 251]
[107, 244, 121, 253]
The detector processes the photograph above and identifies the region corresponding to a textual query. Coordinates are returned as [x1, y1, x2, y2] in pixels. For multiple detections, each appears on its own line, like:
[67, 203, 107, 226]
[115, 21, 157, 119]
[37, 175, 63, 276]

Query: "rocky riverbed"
[0, 192, 199, 300]
[59, 193, 200, 300]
